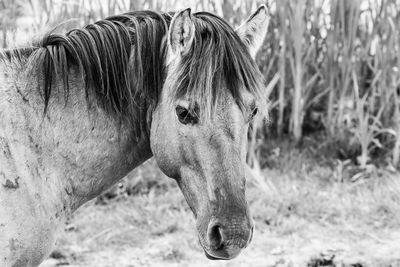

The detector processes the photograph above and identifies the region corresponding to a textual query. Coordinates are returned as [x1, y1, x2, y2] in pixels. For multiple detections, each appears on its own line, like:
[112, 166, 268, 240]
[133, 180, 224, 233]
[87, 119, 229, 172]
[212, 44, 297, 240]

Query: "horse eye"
[176, 106, 198, 125]
[250, 107, 258, 120]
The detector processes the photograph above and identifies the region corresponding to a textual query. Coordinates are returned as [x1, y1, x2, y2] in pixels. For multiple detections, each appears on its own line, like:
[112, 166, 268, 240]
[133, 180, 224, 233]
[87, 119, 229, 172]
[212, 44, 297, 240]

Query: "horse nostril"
[207, 221, 224, 250]
[247, 224, 254, 245]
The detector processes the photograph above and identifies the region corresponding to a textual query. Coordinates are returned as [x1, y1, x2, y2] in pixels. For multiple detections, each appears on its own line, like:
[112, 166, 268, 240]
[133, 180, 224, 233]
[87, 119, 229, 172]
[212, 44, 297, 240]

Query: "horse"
[0, 5, 269, 266]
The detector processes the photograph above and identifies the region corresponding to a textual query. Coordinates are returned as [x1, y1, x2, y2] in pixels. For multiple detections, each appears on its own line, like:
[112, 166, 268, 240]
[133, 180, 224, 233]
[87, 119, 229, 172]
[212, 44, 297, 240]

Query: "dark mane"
[0, 10, 266, 125]
[1, 11, 171, 121]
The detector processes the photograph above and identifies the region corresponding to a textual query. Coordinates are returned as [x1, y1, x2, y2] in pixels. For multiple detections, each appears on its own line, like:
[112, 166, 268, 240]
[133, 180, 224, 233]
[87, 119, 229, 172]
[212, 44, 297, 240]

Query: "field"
[38, 140, 400, 267]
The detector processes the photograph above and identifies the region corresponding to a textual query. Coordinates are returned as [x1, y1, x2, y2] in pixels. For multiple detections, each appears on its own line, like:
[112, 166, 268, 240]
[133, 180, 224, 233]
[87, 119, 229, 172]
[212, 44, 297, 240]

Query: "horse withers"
[0, 5, 269, 266]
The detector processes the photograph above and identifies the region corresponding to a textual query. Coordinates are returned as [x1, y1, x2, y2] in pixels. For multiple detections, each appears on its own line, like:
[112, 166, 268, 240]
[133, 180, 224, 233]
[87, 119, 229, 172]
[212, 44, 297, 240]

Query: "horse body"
[0, 6, 269, 266]
[0, 65, 152, 265]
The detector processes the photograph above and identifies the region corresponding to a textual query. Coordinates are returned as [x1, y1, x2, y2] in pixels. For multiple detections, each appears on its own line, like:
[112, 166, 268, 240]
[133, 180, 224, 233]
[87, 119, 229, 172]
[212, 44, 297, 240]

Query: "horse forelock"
[169, 12, 267, 120]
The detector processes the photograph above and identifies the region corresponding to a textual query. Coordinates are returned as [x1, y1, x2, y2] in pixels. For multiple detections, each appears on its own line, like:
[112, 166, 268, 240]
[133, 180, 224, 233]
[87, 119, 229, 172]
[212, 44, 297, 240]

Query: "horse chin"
[204, 251, 226, 260]
[203, 249, 239, 261]
[200, 238, 242, 261]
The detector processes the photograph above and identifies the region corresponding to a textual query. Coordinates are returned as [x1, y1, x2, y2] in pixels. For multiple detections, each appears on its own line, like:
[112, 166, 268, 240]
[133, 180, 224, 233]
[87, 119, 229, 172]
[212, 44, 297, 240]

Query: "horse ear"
[168, 8, 195, 58]
[236, 5, 270, 59]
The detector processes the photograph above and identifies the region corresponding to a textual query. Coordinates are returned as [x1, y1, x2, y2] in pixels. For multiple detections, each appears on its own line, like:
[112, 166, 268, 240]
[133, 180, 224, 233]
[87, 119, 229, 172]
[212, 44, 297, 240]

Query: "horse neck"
[1, 65, 153, 210]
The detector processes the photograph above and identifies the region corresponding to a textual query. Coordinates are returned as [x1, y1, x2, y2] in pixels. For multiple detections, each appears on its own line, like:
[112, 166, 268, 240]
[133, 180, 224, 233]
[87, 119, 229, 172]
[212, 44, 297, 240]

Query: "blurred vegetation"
[0, 0, 400, 181]
[252, 0, 400, 177]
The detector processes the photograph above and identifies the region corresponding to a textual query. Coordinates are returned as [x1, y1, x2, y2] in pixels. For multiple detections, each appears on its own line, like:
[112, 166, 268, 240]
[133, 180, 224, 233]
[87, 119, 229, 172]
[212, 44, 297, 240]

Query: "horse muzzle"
[200, 217, 254, 260]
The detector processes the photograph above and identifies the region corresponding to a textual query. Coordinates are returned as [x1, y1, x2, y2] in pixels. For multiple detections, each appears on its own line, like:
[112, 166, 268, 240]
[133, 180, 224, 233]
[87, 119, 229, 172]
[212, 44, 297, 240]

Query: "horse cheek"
[150, 110, 181, 179]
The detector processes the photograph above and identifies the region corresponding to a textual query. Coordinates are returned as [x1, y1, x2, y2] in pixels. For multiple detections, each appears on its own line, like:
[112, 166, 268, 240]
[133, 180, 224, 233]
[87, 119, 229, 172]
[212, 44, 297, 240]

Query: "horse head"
[151, 6, 269, 260]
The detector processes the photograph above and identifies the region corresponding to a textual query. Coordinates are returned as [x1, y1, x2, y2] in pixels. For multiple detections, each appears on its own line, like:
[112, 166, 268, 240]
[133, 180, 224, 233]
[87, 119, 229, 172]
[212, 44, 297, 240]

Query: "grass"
[40, 142, 400, 267]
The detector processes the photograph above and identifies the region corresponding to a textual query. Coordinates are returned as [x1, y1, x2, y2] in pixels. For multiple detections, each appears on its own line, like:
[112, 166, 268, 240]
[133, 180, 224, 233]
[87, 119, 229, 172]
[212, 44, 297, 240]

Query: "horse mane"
[0, 10, 266, 125]
[0, 11, 171, 123]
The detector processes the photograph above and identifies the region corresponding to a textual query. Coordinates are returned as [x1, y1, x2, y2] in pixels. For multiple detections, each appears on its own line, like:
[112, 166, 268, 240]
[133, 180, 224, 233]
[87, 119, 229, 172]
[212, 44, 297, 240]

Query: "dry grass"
[40, 144, 400, 267]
